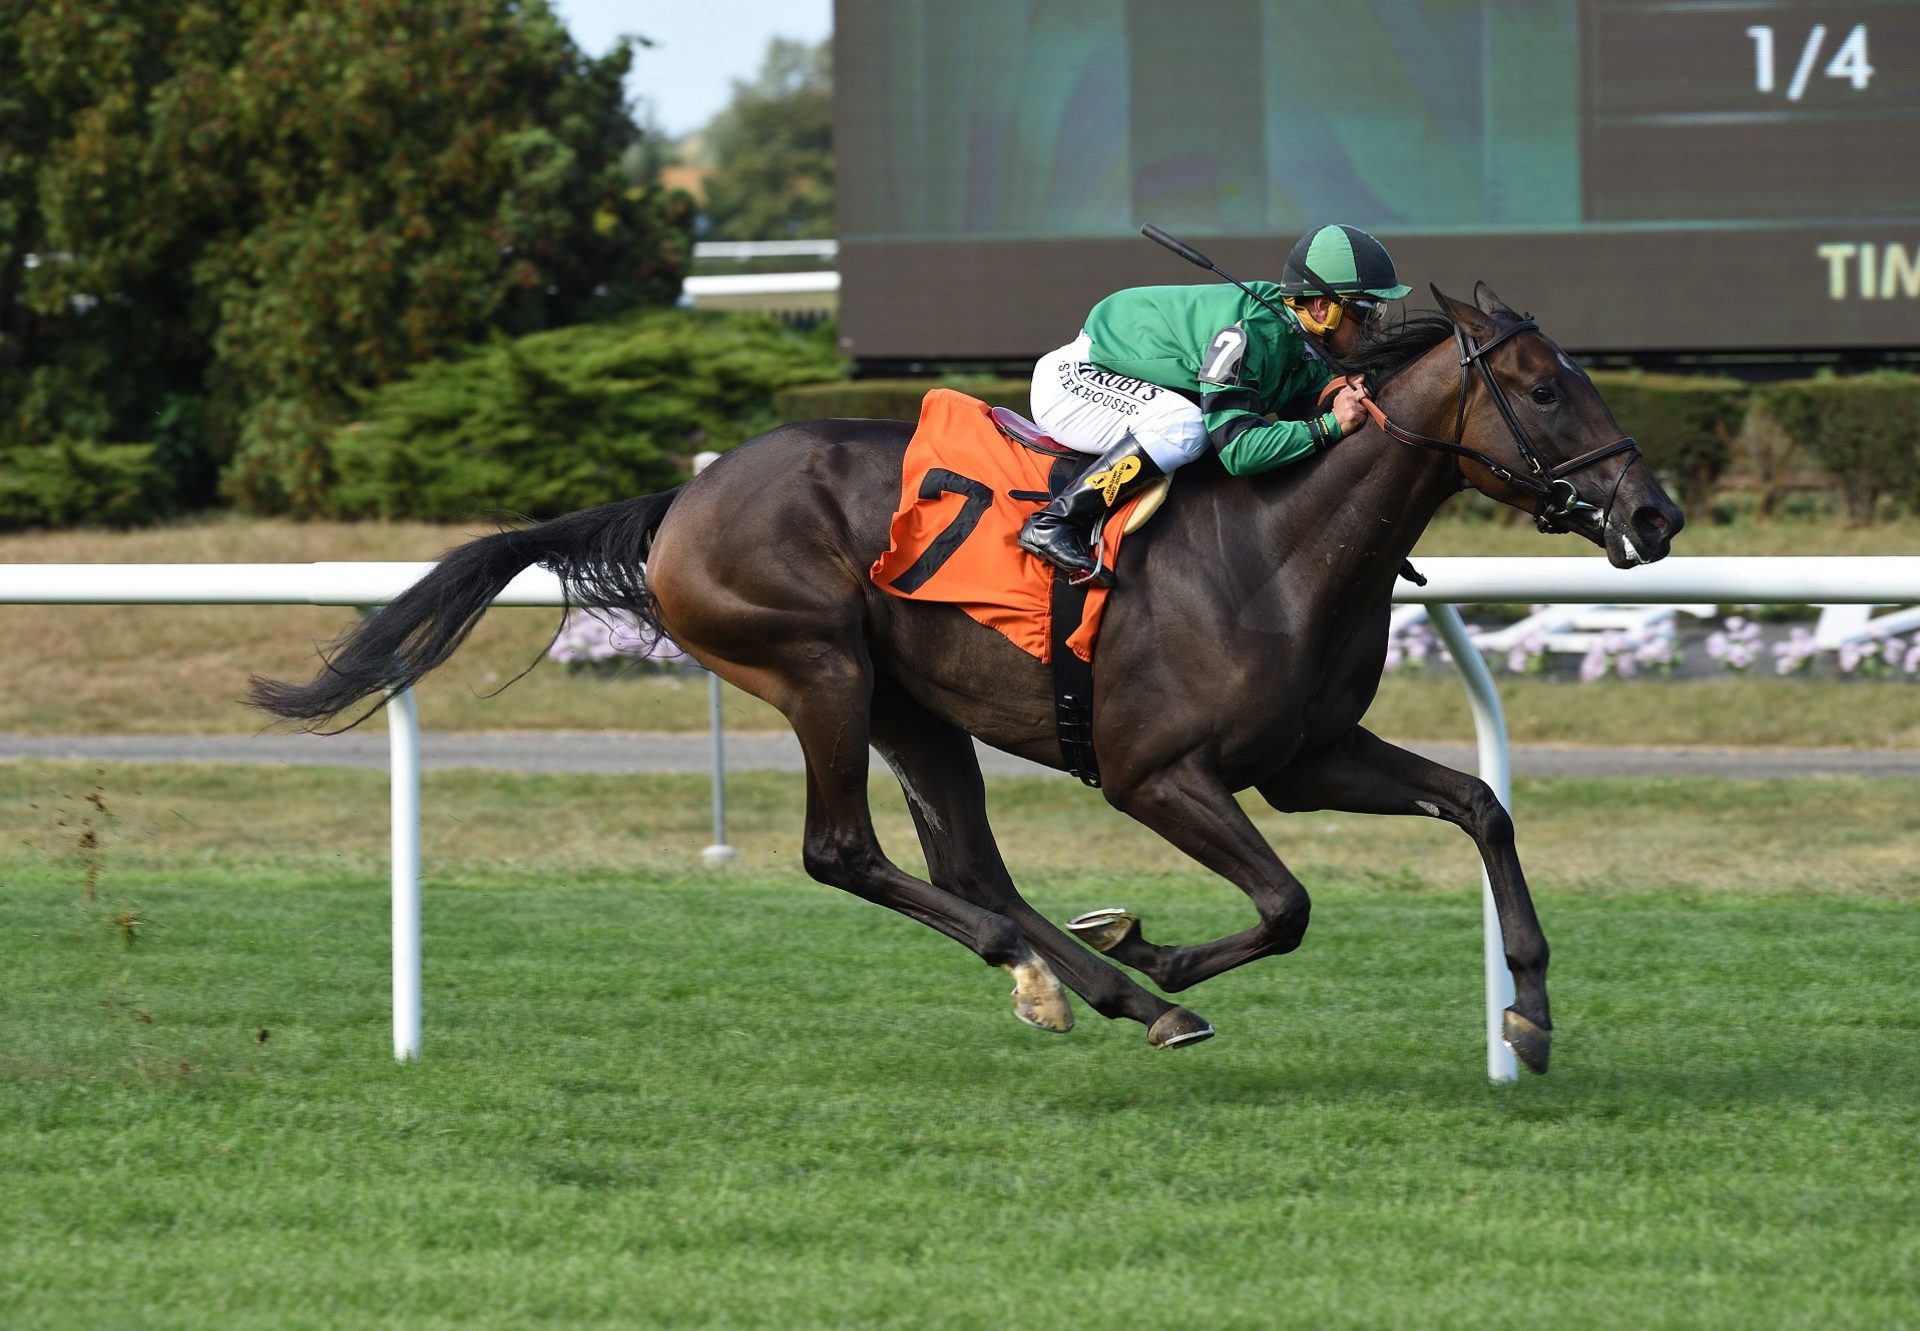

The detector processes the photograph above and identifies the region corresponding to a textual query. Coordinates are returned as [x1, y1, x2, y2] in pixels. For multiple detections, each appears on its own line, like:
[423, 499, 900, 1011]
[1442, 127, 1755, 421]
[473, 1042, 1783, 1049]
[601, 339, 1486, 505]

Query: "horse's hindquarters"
[645, 423, 907, 687]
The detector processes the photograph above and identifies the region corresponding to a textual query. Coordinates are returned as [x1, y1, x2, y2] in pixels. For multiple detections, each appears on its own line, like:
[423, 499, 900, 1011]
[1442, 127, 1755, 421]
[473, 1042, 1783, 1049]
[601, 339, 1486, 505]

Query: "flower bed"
[1383, 610, 1920, 683]
[547, 610, 697, 676]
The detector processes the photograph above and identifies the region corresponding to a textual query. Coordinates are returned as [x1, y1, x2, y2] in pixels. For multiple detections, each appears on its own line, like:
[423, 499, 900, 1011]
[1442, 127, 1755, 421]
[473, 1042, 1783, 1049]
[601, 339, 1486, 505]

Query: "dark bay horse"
[253, 285, 1683, 1072]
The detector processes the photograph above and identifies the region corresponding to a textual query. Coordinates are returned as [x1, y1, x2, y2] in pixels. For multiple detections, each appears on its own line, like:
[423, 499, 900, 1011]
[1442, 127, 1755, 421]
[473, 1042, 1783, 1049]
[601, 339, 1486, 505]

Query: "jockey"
[1018, 223, 1412, 585]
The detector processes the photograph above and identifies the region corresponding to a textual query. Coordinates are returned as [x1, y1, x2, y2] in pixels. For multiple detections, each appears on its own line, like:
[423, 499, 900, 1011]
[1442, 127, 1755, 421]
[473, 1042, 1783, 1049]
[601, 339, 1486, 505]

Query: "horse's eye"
[1530, 384, 1557, 405]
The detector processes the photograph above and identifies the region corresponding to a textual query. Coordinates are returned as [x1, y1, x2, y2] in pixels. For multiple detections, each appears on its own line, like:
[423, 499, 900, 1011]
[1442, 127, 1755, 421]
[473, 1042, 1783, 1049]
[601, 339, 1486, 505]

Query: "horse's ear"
[1430, 283, 1496, 339]
[1472, 281, 1520, 320]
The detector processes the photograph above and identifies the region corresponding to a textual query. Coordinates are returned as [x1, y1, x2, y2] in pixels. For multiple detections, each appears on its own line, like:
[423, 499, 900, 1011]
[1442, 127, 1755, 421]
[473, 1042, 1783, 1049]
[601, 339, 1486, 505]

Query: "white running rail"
[5, 556, 1920, 1078]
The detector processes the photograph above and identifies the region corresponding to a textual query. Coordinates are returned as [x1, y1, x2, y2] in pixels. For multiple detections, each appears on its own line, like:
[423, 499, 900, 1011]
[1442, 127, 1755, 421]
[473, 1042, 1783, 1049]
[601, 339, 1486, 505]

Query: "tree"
[700, 38, 833, 241]
[2, 0, 693, 519]
[1, 0, 217, 511]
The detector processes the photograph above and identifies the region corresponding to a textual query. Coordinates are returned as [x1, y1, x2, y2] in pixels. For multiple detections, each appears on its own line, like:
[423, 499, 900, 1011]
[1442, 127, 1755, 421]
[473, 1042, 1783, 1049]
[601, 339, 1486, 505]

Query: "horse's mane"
[1336, 311, 1459, 389]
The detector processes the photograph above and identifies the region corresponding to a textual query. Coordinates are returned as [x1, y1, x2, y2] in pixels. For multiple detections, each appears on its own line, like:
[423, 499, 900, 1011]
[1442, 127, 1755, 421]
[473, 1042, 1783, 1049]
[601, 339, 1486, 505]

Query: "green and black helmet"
[1279, 224, 1411, 301]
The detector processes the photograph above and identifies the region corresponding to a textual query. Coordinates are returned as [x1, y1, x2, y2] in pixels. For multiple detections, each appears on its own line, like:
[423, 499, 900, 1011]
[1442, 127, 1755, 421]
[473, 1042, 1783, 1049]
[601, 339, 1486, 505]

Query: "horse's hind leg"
[716, 640, 1074, 1035]
[1258, 727, 1551, 1072]
[868, 684, 1211, 1048]
[646, 476, 1070, 1036]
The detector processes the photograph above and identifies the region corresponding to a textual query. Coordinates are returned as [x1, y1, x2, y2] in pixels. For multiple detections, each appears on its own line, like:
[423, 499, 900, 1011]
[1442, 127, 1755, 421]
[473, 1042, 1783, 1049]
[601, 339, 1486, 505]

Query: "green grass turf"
[3, 768, 1918, 1328]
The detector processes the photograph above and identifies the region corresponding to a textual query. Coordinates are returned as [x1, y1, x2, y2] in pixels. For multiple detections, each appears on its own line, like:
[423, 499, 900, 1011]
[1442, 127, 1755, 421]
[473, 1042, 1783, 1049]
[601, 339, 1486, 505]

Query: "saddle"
[871, 391, 1170, 787]
[987, 407, 1172, 536]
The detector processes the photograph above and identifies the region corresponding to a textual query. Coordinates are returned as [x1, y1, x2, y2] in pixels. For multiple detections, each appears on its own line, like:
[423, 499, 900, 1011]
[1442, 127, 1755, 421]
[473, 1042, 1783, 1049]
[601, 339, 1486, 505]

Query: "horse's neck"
[1226, 382, 1463, 613]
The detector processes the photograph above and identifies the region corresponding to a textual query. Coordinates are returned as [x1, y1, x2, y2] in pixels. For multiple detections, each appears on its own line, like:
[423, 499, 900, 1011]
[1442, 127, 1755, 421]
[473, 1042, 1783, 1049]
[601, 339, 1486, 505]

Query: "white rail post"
[387, 685, 423, 1060]
[701, 671, 736, 867]
[692, 450, 737, 868]
[357, 599, 424, 1064]
[1428, 603, 1519, 1084]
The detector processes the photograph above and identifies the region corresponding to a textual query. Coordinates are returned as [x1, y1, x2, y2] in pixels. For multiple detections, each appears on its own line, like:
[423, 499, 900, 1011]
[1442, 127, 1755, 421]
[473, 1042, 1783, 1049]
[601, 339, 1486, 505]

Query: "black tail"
[249, 491, 680, 730]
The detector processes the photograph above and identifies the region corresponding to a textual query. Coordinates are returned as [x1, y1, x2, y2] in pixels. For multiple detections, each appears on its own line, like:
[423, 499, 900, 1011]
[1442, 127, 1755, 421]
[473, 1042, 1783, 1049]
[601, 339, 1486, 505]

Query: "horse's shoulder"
[1154, 451, 1323, 542]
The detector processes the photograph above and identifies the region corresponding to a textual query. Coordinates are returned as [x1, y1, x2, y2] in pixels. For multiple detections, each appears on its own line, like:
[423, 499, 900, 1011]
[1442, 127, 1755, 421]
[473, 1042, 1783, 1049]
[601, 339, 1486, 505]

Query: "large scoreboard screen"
[834, 0, 1918, 362]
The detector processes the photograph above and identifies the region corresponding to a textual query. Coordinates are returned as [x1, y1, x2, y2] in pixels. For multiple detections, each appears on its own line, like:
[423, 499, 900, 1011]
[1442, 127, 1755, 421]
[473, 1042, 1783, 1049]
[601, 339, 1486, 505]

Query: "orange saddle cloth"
[869, 389, 1140, 663]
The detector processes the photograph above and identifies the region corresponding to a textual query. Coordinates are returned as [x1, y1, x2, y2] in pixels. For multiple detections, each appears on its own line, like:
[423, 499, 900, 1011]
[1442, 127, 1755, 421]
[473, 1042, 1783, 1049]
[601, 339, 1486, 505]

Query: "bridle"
[1327, 289, 1642, 534]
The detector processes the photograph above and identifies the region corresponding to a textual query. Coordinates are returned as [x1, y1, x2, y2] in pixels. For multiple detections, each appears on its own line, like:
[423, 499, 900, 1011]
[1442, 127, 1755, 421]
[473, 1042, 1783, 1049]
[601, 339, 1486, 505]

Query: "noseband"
[1335, 311, 1642, 534]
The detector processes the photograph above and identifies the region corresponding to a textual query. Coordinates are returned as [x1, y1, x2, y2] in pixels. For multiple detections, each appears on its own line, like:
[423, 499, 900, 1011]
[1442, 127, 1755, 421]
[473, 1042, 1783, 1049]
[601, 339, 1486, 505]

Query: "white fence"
[6, 556, 1920, 1081]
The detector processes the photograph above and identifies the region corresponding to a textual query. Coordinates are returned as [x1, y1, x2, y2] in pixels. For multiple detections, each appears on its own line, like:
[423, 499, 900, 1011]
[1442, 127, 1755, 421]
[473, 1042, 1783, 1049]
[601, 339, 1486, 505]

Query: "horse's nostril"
[1635, 506, 1671, 536]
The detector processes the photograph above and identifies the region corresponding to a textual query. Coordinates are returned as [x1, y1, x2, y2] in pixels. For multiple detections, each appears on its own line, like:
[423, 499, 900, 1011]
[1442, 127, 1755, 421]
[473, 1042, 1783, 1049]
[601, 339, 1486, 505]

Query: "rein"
[1321, 297, 1641, 534]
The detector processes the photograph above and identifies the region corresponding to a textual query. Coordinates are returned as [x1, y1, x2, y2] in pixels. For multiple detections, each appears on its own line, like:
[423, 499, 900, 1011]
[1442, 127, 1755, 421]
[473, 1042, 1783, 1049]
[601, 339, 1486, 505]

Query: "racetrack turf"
[4, 786, 1916, 1330]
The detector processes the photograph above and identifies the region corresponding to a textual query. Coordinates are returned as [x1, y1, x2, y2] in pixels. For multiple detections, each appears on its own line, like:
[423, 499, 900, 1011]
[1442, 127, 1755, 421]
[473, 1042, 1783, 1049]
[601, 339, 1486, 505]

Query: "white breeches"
[1029, 333, 1210, 473]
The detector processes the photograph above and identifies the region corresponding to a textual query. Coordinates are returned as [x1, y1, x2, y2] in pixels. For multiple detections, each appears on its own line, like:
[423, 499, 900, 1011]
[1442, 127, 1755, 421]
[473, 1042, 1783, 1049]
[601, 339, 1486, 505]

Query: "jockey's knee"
[1135, 414, 1209, 473]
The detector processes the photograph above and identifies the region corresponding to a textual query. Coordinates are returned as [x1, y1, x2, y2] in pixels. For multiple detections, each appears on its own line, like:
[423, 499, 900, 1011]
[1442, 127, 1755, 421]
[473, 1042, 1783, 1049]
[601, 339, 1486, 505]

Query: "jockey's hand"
[1330, 377, 1370, 436]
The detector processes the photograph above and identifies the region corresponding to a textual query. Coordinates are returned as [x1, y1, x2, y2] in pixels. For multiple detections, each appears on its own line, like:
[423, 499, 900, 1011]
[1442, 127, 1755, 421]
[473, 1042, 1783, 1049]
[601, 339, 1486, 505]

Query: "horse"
[251, 284, 1684, 1073]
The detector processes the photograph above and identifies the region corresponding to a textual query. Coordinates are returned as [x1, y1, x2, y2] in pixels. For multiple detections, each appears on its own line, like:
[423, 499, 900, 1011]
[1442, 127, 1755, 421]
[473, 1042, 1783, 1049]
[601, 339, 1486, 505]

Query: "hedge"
[0, 440, 174, 531]
[324, 310, 844, 521]
[1754, 373, 1920, 524]
[331, 359, 1918, 524]
[1587, 371, 1746, 518]
[773, 378, 1033, 423]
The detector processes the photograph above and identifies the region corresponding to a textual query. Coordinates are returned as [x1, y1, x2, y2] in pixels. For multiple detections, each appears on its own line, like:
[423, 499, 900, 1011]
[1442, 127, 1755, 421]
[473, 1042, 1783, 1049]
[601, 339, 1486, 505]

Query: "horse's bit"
[1332, 287, 1643, 534]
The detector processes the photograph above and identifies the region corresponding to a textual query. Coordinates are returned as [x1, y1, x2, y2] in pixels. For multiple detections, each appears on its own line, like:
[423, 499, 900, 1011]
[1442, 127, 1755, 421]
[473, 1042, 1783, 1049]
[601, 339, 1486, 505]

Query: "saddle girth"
[1047, 451, 1101, 787]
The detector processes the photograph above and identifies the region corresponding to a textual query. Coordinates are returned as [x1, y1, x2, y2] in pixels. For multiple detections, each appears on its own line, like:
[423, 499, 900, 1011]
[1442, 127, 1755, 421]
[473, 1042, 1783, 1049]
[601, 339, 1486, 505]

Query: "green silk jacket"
[1081, 282, 1340, 475]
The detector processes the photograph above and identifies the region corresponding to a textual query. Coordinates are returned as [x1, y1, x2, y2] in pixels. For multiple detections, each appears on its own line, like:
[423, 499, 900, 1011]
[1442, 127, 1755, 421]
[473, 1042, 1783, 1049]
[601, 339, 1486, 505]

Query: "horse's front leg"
[1074, 757, 1315, 995]
[1257, 726, 1552, 1073]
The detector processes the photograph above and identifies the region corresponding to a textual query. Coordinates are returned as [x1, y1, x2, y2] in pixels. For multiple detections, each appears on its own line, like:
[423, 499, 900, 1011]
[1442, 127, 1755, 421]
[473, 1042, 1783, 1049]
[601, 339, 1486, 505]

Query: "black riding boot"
[1018, 438, 1164, 586]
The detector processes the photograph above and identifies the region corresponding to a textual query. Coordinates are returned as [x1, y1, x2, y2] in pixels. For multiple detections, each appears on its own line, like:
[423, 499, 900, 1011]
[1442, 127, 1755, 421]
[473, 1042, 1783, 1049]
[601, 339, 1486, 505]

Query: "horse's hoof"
[1067, 907, 1139, 954]
[1502, 1009, 1552, 1074]
[1003, 957, 1073, 1033]
[1147, 1006, 1215, 1049]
